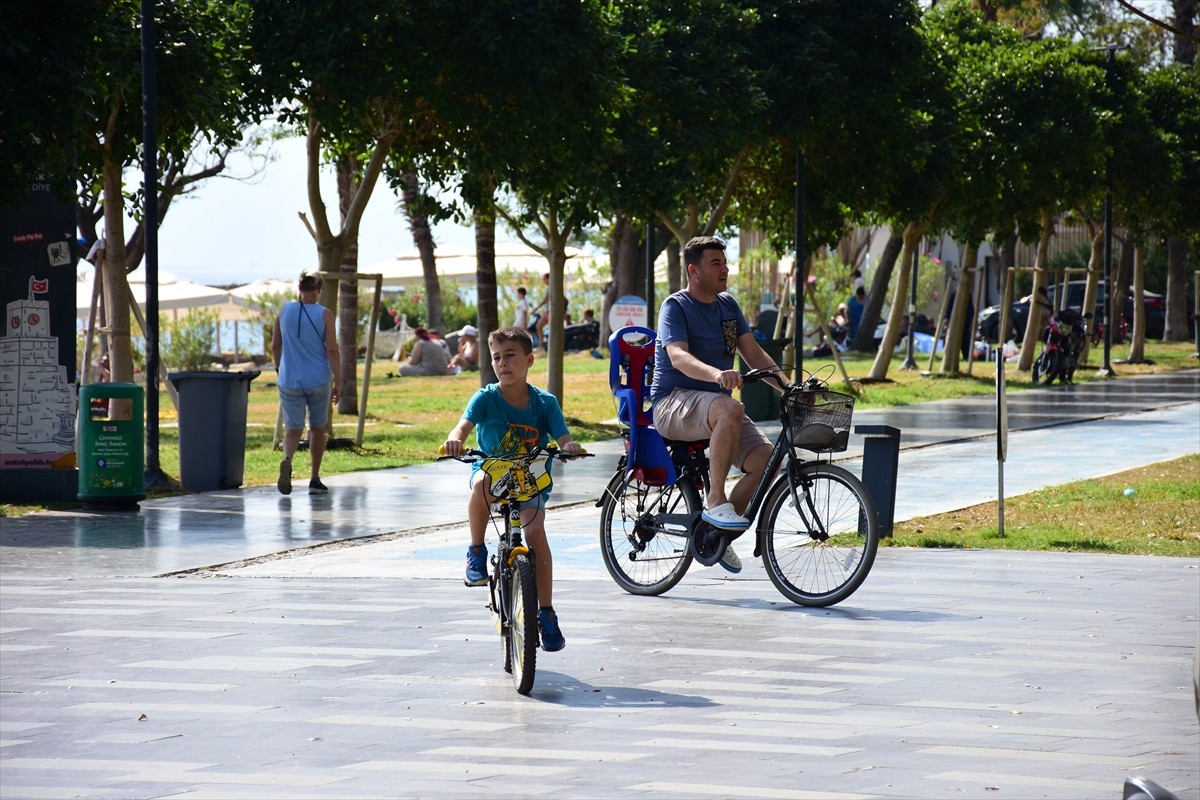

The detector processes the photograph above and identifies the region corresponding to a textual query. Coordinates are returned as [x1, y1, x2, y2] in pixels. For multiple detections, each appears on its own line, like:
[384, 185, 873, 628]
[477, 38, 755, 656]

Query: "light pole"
[794, 139, 806, 381]
[1094, 43, 1123, 379]
[141, 0, 171, 490]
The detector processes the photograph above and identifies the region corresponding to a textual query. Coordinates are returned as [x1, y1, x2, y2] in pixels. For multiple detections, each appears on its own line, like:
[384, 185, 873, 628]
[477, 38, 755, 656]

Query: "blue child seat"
[608, 326, 677, 487]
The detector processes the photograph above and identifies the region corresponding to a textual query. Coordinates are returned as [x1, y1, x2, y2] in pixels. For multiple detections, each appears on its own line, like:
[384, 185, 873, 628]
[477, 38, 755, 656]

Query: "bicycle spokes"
[761, 464, 879, 607]
[599, 471, 698, 596]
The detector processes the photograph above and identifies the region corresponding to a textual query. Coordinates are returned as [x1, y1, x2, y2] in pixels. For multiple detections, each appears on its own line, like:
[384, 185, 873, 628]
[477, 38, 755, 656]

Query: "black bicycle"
[597, 370, 879, 607]
[440, 445, 590, 694]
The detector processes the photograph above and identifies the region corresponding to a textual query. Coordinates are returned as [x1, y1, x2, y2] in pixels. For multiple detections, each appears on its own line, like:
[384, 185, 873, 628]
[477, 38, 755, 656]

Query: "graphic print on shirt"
[722, 318, 738, 357]
[497, 422, 540, 457]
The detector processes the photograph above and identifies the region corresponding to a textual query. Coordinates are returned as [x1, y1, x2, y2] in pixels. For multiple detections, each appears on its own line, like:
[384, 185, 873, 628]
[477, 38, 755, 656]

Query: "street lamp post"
[141, 0, 171, 491]
[1095, 43, 1122, 379]
[794, 141, 805, 381]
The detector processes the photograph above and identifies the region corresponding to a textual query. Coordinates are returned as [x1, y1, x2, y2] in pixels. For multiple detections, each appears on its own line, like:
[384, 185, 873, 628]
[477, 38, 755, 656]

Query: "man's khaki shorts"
[653, 388, 771, 471]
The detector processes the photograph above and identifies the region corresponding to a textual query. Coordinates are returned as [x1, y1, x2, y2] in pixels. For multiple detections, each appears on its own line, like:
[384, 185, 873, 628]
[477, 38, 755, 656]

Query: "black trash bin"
[168, 370, 260, 492]
[739, 337, 787, 422]
[854, 424, 901, 537]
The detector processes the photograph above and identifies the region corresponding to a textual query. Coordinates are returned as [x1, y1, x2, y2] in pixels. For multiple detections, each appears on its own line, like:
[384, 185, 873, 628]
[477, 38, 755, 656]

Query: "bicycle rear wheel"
[509, 553, 538, 695]
[759, 462, 879, 607]
[598, 469, 697, 595]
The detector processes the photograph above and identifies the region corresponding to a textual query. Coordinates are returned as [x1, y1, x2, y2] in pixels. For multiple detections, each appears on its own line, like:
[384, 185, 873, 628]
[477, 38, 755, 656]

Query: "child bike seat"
[609, 326, 676, 487]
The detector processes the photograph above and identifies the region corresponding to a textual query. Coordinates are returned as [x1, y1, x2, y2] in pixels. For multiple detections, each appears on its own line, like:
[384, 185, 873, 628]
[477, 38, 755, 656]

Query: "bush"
[159, 309, 219, 372]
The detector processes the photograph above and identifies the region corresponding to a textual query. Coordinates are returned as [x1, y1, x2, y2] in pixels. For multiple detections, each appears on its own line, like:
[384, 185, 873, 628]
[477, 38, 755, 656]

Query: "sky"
[143, 136, 478, 287]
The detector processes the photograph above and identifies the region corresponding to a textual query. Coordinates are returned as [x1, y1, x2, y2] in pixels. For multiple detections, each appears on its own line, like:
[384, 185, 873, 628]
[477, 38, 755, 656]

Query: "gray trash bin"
[855, 424, 901, 537]
[168, 371, 260, 492]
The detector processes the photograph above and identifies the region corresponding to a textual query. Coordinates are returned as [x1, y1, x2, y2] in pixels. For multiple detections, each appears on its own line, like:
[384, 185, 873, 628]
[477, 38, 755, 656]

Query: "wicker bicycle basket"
[783, 389, 855, 452]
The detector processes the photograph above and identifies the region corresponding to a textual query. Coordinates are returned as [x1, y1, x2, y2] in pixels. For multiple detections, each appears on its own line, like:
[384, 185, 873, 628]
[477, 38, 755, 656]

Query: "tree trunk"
[101, 127, 134, 387]
[604, 215, 641, 343]
[1017, 209, 1054, 372]
[1127, 241, 1147, 361]
[474, 189, 498, 386]
[297, 110, 397, 427]
[940, 243, 977, 374]
[1079, 223, 1103, 364]
[848, 231, 902, 352]
[1173, 0, 1196, 65]
[335, 155, 361, 416]
[1164, 236, 1190, 341]
[543, 216, 570, 402]
[867, 221, 925, 381]
[302, 110, 395, 314]
[398, 169, 443, 333]
[1112, 234, 1134, 342]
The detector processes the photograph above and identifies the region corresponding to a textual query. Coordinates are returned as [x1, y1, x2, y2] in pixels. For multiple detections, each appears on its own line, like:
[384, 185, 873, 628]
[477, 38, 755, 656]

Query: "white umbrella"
[229, 278, 296, 303]
[76, 265, 241, 321]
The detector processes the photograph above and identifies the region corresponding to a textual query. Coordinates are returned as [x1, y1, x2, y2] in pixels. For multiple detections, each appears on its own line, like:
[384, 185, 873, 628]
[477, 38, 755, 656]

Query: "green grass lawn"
[5, 339, 1197, 550]
[886, 454, 1200, 557]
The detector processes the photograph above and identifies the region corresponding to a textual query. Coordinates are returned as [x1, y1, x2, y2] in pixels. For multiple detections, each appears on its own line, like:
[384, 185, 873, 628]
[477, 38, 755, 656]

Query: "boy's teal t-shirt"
[463, 383, 570, 494]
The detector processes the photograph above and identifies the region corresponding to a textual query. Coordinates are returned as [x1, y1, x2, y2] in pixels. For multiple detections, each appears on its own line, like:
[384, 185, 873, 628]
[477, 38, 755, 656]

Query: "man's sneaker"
[465, 545, 488, 586]
[277, 458, 292, 495]
[719, 544, 743, 574]
[701, 502, 750, 531]
[538, 608, 565, 652]
[308, 478, 328, 494]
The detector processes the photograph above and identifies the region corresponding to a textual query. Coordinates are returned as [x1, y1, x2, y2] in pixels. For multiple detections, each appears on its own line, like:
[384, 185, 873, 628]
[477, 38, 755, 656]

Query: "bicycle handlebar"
[741, 367, 830, 395]
[437, 444, 594, 464]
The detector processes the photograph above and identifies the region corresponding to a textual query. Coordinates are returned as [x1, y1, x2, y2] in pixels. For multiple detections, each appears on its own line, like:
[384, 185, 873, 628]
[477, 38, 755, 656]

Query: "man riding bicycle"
[650, 236, 790, 573]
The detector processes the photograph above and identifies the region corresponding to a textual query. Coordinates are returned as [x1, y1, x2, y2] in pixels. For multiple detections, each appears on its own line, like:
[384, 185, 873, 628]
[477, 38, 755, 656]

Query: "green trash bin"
[168, 371, 260, 492]
[77, 382, 145, 510]
[739, 338, 787, 422]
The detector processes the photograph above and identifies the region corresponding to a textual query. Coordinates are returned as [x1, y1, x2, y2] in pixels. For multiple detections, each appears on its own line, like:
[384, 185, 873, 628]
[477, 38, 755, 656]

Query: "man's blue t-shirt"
[463, 383, 570, 493]
[650, 291, 751, 402]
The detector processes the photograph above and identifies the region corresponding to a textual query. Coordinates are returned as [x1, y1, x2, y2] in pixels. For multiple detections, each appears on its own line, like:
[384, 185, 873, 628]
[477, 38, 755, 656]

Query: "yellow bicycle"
[439, 445, 591, 694]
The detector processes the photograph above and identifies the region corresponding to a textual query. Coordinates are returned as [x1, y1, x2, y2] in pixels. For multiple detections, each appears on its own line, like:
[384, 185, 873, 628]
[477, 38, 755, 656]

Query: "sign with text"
[608, 295, 648, 332]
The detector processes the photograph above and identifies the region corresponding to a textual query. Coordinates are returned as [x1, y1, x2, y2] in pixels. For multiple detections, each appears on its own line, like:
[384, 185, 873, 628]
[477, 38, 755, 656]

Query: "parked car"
[977, 281, 1165, 343]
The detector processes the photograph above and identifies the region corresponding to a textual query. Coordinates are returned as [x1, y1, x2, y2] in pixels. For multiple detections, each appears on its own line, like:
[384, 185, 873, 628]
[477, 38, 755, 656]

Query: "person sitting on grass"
[449, 325, 480, 373]
[441, 327, 584, 652]
[397, 327, 449, 377]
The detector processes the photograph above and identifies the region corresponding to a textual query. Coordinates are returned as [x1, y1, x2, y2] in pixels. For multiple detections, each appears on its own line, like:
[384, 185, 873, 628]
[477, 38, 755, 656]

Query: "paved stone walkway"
[2, 546, 1195, 799]
[2, 370, 1197, 799]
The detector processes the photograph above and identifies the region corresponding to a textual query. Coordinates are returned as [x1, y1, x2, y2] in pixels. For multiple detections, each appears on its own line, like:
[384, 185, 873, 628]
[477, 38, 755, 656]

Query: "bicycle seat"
[609, 326, 676, 486]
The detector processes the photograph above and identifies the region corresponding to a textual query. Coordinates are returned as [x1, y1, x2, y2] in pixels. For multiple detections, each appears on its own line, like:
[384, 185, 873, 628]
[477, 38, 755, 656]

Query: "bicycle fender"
[507, 546, 531, 566]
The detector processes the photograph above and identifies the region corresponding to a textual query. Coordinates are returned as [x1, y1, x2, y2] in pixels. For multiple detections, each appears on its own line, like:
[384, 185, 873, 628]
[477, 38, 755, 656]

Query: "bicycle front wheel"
[598, 470, 698, 596]
[1032, 348, 1061, 386]
[759, 462, 879, 607]
[508, 553, 538, 695]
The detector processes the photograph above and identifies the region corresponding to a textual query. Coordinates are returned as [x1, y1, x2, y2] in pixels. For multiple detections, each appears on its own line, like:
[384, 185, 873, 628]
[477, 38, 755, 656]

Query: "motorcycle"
[1031, 288, 1087, 386]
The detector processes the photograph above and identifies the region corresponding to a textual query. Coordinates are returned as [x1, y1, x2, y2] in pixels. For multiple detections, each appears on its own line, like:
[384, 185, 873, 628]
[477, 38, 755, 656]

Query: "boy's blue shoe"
[538, 608, 565, 652]
[465, 545, 488, 586]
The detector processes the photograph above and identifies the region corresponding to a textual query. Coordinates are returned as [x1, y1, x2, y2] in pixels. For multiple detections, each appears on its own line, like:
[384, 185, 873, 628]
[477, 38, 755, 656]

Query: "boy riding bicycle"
[442, 327, 583, 652]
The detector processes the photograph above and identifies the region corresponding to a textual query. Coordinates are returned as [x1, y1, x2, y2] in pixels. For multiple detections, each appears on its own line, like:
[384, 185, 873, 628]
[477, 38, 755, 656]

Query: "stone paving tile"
[2, 547, 1196, 800]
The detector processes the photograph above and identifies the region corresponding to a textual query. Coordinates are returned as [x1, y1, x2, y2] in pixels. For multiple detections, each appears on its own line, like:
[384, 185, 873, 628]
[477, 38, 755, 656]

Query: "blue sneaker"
[464, 545, 488, 586]
[538, 608, 566, 652]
